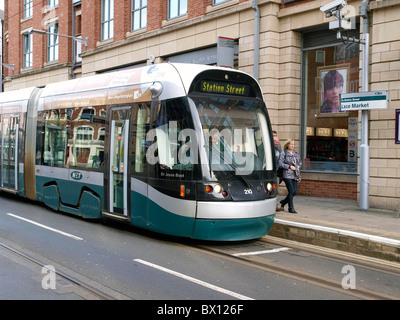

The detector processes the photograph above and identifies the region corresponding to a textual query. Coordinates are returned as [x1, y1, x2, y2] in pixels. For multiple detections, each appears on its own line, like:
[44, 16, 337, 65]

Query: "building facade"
[3, 0, 400, 210]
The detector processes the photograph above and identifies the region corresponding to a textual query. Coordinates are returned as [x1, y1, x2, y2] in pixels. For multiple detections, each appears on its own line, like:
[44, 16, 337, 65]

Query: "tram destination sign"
[340, 91, 389, 111]
[200, 80, 249, 96]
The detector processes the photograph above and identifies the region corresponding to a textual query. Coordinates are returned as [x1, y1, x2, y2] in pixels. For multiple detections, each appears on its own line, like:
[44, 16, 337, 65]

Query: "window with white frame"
[75, 36, 83, 63]
[47, 23, 59, 62]
[48, 0, 59, 7]
[24, 0, 33, 19]
[23, 33, 33, 68]
[213, 0, 230, 4]
[132, 0, 147, 31]
[101, 0, 114, 41]
[168, 0, 187, 20]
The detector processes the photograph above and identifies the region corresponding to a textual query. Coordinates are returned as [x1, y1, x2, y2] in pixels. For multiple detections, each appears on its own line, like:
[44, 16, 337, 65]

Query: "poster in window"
[318, 65, 350, 115]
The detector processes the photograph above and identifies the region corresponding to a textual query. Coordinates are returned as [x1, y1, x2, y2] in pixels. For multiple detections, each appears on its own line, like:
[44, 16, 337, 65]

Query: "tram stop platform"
[268, 195, 400, 263]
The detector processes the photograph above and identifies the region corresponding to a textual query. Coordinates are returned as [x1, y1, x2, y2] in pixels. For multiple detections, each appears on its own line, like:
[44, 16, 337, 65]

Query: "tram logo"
[71, 171, 83, 181]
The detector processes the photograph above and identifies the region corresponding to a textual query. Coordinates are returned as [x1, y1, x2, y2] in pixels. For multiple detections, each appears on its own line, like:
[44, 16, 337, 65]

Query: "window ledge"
[162, 14, 188, 28]
[96, 38, 114, 48]
[206, 0, 239, 14]
[126, 28, 147, 39]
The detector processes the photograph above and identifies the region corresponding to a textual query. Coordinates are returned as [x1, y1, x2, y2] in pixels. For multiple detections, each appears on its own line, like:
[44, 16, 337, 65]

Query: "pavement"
[269, 195, 400, 262]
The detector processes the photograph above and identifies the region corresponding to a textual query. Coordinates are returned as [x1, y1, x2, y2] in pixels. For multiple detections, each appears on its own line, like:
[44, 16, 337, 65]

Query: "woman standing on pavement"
[279, 139, 302, 214]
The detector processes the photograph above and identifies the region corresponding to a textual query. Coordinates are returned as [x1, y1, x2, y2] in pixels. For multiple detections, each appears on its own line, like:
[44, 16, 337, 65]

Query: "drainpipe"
[252, 0, 260, 80]
[70, 4, 77, 79]
[359, 0, 370, 211]
[1, 19, 4, 93]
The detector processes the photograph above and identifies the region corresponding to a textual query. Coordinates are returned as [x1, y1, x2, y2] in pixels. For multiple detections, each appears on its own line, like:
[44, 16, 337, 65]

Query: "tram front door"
[108, 107, 131, 216]
[1, 115, 19, 190]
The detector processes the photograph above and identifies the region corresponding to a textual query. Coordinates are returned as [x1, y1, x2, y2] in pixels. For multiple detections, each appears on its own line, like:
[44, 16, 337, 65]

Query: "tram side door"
[108, 107, 131, 216]
[1, 115, 19, 190]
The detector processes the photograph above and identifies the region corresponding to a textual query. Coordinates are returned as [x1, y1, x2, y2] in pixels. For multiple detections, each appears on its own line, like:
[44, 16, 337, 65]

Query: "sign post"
[341, 90, 389, 211]
[217, 37, 235, 68]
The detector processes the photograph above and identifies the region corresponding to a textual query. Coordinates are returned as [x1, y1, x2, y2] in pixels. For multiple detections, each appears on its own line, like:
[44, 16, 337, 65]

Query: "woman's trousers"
[281, 178, 298, 210]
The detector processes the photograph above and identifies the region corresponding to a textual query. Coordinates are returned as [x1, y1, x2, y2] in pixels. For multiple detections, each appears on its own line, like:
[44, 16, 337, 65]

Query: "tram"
[0, 63, 276, 241]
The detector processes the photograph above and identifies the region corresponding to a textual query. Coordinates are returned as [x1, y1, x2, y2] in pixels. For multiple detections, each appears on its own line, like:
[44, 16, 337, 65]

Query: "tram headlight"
[265, 182, 276, 195]
[205, 184, 227, 197]
[214, 184, 223, 194]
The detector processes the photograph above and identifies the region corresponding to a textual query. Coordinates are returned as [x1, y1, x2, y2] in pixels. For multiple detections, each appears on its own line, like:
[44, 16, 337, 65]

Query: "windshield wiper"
[209, 146, 252, 189]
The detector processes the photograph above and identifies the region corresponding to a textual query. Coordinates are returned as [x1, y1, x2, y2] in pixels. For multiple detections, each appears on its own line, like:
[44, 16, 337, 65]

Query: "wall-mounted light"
[1, 63, 15, 71]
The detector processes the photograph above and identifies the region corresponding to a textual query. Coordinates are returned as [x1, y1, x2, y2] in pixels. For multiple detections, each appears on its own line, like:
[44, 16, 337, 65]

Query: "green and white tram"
[0, 63, 277, 241]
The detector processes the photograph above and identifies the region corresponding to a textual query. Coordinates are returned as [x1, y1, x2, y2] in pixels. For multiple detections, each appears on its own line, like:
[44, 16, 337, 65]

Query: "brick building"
[2, 0, 400, 211]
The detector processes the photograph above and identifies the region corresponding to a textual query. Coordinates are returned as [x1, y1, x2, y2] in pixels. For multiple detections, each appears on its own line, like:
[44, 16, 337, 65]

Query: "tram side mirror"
[150, 82, 163, 99]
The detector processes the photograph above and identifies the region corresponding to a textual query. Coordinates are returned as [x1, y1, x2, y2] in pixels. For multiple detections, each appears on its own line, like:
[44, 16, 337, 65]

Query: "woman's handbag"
[293, 157, 301, 182]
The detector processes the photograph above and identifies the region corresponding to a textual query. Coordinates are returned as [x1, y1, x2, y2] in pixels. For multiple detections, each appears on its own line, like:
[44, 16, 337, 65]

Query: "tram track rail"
[0, 241, 128, 300]
[189, 237, 400, 300]
[1, 226, 399, 300]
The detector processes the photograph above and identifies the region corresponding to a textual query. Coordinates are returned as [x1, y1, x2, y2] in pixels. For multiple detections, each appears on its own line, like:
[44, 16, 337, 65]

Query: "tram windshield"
[191, 96, 274, 179]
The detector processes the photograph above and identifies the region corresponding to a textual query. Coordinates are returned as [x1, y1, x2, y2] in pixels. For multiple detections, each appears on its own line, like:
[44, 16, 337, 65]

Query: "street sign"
[217, 36, 235, 68]
[340, 91, 389, 111]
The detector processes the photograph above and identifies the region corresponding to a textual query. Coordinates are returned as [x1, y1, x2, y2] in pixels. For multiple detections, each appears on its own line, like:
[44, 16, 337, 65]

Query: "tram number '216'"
[244, 188, 252, 195]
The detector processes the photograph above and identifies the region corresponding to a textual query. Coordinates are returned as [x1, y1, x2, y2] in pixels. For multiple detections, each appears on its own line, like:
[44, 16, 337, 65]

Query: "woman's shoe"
[288, 208, 297, 214]
[279, 200, 286, 210]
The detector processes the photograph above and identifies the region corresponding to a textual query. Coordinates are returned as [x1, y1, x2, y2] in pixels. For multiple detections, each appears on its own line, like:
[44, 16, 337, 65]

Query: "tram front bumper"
[192, 198, 276, 241]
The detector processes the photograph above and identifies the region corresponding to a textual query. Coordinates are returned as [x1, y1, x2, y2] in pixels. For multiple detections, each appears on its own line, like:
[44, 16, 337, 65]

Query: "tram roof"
[39, 63, 247, 98]
[0, 87, 37, 104]
[0, 64, 255, 111]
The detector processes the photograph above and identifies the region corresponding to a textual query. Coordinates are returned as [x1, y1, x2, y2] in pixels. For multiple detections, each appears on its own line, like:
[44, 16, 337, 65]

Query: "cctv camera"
[320, 0, 347, 15]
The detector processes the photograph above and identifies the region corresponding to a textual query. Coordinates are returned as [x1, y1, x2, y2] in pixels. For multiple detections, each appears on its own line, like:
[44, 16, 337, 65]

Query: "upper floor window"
[132, 0, 147, 31]
[47, 23, 59, 62]
[48, 0, 59, 7]
[213, 0, 231, 4]
[23, 33, 33, 68]
[168, 0, 187, 20]
[24, 0, 33, 19]
[101, 0, 114, 41]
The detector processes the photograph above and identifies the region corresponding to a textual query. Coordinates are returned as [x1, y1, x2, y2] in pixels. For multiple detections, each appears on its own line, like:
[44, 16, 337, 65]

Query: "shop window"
[302, 29, 360, 173]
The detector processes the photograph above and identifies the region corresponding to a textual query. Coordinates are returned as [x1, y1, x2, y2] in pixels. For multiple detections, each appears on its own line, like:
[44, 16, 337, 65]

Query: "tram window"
[132, 103, 150, 174]
[191, 96, 273, 174]
[150, 98, 198, 175]
[36, 106, 106, 169]
[42, 109, 69, 168]
[69, 106, 106, 169]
